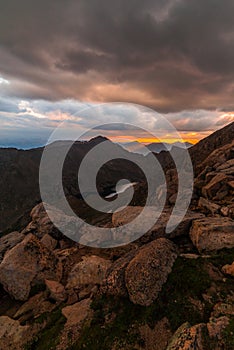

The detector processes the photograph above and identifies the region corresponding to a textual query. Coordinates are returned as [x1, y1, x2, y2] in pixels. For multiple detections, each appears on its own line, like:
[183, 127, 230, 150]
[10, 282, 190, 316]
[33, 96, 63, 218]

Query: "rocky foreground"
[0, 126, 233, 349]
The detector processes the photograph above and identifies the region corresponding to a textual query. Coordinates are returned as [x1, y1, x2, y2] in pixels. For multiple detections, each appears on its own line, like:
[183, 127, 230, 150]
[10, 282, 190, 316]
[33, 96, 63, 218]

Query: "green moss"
[24, 308, 66, 350]
[34, 312, 49, 324]
[69, 296, 142, 350]
[153, 257, 212, 330]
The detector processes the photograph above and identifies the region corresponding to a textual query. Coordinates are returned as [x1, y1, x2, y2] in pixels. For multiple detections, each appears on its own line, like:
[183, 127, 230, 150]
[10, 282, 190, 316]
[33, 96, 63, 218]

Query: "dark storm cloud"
[0, 0, 234, 112]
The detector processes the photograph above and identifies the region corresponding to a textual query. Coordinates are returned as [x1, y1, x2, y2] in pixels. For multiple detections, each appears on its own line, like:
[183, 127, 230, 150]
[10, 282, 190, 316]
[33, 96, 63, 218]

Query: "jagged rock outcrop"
[194, 140, 234, 218]
[22, 203, 63, 240]
[125, 238, 178, 306]
[0, 233, 62, 300]
[190, 217, 234, 253]
[190, 122, 234, 174]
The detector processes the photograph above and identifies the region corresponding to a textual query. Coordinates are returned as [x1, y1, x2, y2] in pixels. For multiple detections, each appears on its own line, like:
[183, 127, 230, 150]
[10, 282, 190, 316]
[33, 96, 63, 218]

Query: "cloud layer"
[1, 0, 234, 112]
[0, 97, 233, 148]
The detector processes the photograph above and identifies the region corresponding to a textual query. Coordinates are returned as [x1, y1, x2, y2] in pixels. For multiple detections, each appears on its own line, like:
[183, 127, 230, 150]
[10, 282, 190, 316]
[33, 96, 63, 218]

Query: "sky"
[0, 0, 234, 148]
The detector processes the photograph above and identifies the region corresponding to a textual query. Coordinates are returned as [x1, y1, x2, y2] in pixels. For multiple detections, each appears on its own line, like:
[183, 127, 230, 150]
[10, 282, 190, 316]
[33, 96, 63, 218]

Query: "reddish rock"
[62, 298, 92, 326]
[41, 234, 57, 250]
[45, 280, 67, 302]
[166, 322, 206, 350]
[0, 234, 62, 301]
[190, 217, 234, 253]
[198, 197, 220, 215]
[0, 231, 24, 262]
[222, 262, 234, 277]
[125, 238, 178, 306]
[66, 255, 112, 290]
[202, 173, 230, 199]
[103, 249, 137, 297]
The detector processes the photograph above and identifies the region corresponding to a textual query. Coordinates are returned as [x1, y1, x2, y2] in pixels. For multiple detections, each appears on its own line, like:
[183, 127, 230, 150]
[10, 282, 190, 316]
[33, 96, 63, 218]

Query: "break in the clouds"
[0, 0, 234, 112]
[0, 97, 233, 148]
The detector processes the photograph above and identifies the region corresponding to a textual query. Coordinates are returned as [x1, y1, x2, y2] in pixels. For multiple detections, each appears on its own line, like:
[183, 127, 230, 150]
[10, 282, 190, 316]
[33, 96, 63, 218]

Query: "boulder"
[0, 316, 29, 350]
[166, 322, 206, 350]
[189, 217, 234, 253]
[45, 280, 67, 302]
[207, 316, 230, 340]
[13, 292, 55, 322]
[23, 203, 63, 240]
[212, 303, 234, 318]
[125, 238, 178, 306]
[0, 231, 24, 262]
[62, 298, 92, 326]
[198, 197, 220, 215]
[0, 234, 62, 300]
[216, 158, 234, 172]
[41, 233, 57, 250]
[222, 262, 234, 277]
[113, 206, 204, 243]
[164, 211, 205, 239]
[201, 173, 229, 199]
[112, 206, 143, 226]
[103, 249, 137, 297]
[66, 255, 112, 290]
[220, 204, 234, 219]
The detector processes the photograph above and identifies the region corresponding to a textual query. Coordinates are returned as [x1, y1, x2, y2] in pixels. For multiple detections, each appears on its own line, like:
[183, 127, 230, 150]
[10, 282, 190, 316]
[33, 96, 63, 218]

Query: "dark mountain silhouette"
[0, 136, 145, 234]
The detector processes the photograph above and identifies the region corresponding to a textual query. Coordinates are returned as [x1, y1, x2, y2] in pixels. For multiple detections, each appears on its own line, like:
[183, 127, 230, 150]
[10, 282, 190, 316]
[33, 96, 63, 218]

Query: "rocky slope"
[0, 122, 233, 349]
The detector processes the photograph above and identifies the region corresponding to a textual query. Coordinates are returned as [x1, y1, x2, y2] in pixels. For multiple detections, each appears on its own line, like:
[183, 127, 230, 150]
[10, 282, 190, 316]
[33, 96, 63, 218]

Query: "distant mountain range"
[0, 122, 233, 233]
[120, 141, 193, 155]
